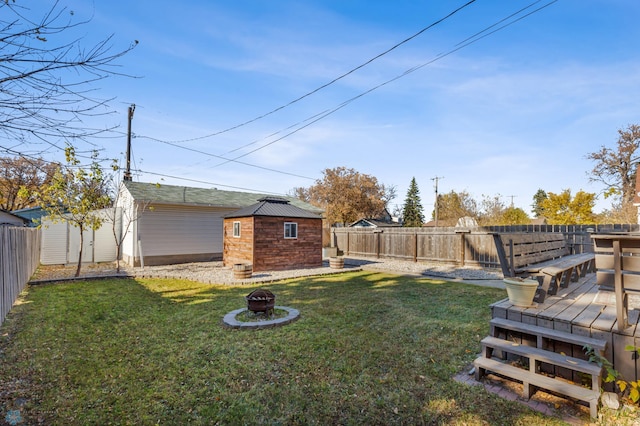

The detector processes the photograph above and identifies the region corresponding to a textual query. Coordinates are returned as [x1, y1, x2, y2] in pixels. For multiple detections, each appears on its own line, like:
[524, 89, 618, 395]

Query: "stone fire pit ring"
[222, 306, 300, 329]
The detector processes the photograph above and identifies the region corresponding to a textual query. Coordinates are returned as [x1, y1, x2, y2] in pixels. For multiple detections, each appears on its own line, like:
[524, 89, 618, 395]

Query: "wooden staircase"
[474, 318, 607, 419]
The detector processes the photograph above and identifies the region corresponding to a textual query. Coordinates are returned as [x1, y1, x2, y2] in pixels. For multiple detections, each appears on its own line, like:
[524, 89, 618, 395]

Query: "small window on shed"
[284, 222, 298, 239]
[233, 221, 241, 238]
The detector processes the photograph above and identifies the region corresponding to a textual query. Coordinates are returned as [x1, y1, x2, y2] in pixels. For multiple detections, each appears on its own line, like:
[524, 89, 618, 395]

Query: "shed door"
[67, 227, 93, 264]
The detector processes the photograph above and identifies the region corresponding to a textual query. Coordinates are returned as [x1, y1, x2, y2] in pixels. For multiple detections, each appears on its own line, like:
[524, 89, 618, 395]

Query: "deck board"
[490, 273, 640, 381]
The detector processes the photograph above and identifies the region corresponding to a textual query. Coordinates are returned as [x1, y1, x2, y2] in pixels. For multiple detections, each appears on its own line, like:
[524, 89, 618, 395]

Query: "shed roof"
[123, 181, 322, 214]
[224, 197, 322, 219]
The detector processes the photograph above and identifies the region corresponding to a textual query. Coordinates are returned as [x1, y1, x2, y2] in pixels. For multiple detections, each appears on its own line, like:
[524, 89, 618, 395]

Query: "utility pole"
[123, 104, 135, 181]
[431, 176, 444, 227]
[507, 195, 517, 207]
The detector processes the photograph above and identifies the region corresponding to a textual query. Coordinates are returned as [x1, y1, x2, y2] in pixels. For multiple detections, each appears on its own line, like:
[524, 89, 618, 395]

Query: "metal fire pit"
[245, 289, 276, 315]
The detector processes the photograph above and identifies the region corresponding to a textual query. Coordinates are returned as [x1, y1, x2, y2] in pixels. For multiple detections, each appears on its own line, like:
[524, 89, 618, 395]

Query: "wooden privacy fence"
[1, 226, 41, 326]
[331, 224, 640, 269]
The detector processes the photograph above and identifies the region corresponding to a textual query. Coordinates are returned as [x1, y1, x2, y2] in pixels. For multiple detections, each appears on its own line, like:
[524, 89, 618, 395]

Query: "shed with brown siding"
[223, 197, 323, 272]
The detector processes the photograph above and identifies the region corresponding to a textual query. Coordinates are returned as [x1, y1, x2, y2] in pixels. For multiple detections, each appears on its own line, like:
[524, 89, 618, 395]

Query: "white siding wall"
[40, 219, 68, 264]
[95, 208, 121, 262]
[40, 208, 120, 265]
[67, 227, 94, 264]
[138, 205, 233, 256]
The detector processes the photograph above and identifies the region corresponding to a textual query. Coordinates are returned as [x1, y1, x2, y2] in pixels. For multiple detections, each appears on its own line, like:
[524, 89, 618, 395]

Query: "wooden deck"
[490, 272, 640, 383]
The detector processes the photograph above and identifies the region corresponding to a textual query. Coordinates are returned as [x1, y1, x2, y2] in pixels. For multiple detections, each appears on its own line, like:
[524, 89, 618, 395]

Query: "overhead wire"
[133, 0, 557, 191]
[4, 0, 559, 196]
[133, 169, 291, 195]
[135, 0, 478, 146]
[183, 0, 559, 169]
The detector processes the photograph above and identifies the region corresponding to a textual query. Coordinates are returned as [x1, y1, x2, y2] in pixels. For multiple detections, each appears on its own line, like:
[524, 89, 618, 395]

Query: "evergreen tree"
[531, 189, 548, 218]
[402, 177, 424, 227]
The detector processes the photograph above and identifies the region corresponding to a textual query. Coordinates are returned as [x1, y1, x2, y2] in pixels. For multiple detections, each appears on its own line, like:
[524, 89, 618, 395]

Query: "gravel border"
[29, 257, 505, 287]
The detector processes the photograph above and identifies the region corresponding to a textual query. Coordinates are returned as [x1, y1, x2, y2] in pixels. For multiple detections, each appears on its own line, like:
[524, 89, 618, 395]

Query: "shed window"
[233, 221, 241, 238]
[284, 222, 298, 239]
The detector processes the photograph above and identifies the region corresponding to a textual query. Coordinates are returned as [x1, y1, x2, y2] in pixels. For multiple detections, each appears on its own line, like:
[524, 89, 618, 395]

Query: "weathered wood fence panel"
[1, 226, 41, 326]
[331, 224, 640, 268]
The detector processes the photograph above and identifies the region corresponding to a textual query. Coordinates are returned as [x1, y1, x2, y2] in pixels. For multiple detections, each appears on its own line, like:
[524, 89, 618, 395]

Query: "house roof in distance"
[350, 218, 401, 228]
[123, 181, 323, 214]
[224, 197, 322, 219]
[0, 209, 28, 226]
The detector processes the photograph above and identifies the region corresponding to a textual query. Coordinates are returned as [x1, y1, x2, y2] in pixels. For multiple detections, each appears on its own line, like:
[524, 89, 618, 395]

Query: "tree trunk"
[116, 243, 122, 273]
[75, 224, 84, 277]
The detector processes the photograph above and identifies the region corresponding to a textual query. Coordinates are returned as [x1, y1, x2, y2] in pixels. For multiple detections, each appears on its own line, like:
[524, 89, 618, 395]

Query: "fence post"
[346, 231, 349, 256]
[456, 229, 470, 266]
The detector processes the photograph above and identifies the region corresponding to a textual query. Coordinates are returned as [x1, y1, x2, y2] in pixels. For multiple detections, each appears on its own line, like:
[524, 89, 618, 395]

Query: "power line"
[136, 0, 479, 146]
[134, 168, 294, 195]
[134, 0, 557, 173]
[4, 0, 559, 191]
[141, 137, 316, 180]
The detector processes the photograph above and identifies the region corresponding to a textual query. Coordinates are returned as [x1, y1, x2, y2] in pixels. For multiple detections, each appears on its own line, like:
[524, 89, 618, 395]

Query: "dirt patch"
[29, 262, 127, 281]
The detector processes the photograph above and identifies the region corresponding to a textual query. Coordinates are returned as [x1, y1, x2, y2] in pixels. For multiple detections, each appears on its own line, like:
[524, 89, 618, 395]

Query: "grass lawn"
[0, 270, 570, 425]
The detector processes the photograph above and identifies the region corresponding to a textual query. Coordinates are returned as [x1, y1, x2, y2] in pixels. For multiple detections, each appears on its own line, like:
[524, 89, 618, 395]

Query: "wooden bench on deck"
[493, 232, 595, 303]
[591, 233, 640, 331]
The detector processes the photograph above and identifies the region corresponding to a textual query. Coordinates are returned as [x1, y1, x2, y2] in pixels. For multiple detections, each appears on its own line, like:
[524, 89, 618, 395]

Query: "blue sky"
[16, 1, 640, 215]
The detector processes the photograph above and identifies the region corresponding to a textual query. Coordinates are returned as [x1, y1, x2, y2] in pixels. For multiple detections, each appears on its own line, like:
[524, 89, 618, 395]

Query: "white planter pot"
[503, 277, 538, 307]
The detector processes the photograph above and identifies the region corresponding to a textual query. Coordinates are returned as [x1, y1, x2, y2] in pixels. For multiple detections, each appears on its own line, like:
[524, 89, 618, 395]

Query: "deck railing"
[592, 233, 640, 331]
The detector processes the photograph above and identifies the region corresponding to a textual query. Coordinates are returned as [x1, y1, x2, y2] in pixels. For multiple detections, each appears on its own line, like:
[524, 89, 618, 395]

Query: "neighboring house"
[117, 181, 323, 267]
[0, 210, 28, 226]
[350, 208, 401, 228]
[350, 218, 402, 228]
[223, 197, 323, 271]
[11, 206, 50, 227]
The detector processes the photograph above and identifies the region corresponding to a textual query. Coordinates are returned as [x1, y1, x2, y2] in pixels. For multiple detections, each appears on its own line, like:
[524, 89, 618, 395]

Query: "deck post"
[612, 239, 629, 330]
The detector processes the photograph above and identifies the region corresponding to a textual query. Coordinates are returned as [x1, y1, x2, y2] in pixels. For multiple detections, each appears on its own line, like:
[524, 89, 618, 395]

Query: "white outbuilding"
[116, 181, 322, 267]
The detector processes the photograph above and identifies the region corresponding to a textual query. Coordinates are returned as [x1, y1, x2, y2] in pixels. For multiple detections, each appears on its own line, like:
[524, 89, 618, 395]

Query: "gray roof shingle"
[123, 181, 323, 214]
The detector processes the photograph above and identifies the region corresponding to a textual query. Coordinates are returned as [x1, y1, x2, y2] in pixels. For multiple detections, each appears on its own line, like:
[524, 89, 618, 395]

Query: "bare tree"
[586, 124, 640, 208]
[0, 1, 138, 155]
[108, 179, 154, 272]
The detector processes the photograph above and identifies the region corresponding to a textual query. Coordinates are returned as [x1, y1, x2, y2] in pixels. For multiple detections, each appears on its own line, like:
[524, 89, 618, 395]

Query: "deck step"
[490, 317, 607, 353]
[474, 357, 599, 418]
[481, 336, 602, 392]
